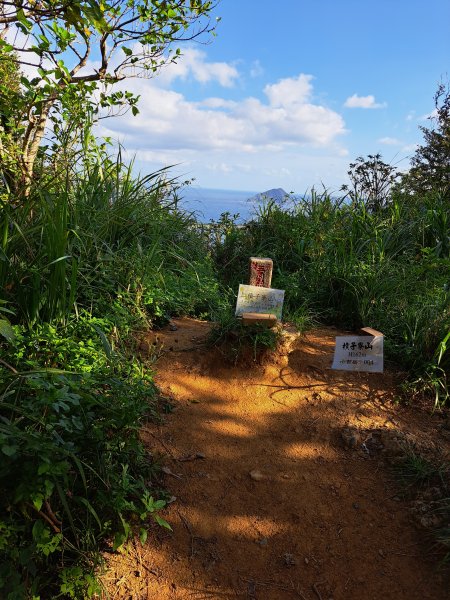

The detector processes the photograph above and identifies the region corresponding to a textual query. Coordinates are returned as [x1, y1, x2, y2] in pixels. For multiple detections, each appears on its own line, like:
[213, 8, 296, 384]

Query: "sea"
[177, 187, 258, 223]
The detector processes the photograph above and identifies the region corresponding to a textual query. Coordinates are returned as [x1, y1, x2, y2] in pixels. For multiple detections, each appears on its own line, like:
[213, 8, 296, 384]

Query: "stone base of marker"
[249, 257, 273, 288]
[241, 312, 277, 328]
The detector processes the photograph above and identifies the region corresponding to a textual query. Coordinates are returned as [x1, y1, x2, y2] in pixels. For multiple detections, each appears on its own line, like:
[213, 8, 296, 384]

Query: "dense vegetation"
[210, 186, 449, 404]
[0, 2, 223, 597]
[1, 4, 449, 597]
[0, 151, 226, 598]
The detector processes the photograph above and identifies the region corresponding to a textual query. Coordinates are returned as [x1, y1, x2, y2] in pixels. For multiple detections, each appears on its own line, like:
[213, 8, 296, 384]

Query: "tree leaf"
[2, 444, 18, 456]
[139, 527, 148, 544]
[154, 514, 172, 530]
[0, 319, 15, 343]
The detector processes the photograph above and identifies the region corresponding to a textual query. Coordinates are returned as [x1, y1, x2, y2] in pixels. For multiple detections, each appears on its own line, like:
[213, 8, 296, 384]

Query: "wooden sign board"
[235, 284, 285, 320]
[332, 336, 384, 373]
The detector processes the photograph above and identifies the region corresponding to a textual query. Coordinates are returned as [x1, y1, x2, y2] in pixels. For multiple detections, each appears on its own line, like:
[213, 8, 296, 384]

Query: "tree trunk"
[20, 98, 55, 196]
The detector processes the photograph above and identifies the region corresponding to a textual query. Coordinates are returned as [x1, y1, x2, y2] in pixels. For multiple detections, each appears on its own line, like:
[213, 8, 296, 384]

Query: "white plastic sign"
[235, 284, 285, 320]
[332, 336, 384, 373]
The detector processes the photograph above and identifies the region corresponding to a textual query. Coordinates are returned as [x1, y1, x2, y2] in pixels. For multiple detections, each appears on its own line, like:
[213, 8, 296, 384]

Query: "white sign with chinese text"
[235, 284, 285, 320]
[332, 336, 384, 373]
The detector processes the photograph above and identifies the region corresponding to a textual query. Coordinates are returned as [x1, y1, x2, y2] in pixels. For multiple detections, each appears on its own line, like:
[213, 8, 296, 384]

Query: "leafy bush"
[0, 141, 233, 595]
[0, 317, 168, 599]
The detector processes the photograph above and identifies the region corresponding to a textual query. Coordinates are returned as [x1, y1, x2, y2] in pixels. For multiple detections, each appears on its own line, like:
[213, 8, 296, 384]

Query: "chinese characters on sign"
[249, 257, 273, 288]
[331, 336, 384, 373]
[235, 284, 285, 320]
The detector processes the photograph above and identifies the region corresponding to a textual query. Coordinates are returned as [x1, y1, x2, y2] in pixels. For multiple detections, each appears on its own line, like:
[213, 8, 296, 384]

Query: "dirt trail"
[104, 319, 449, 599]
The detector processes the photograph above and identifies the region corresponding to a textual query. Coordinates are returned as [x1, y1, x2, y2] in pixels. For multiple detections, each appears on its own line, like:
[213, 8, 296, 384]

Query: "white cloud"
[206, 162, 233, 174]
[378, 137, 402, 145]
[94, 51, 350, 191]
[401, 143, 418, 153]
[250, 60, 264, 78]
[117, 144, 351, 193]
[196, 97, 237, 109]
[419, 108, 438, 121]
[156, 47, 238, 87]
[100, 72, 346, 155]
[264, 74, 313, 107]
[344, 94, 387, 109]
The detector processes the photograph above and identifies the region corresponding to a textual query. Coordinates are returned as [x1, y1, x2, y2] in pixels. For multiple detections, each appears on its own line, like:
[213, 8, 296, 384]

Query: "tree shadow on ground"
[103, 324, 449, 600]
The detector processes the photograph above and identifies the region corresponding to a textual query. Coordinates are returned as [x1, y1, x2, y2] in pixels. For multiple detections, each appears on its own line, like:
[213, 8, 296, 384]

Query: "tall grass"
[0, 151, 222, 327]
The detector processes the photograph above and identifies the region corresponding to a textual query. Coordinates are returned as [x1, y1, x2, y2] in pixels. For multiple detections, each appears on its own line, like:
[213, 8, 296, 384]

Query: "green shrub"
[0, 317, 168, 599]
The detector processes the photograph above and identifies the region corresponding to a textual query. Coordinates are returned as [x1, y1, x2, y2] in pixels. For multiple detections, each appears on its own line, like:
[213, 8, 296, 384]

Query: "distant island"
[248, 188, 289, 204]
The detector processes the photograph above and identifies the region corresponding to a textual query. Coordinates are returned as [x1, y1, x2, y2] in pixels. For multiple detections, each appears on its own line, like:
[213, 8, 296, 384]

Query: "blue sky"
[99, 0, 450, 193]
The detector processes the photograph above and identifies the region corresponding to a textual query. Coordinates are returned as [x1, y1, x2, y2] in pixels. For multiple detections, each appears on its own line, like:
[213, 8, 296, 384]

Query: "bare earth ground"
[102, 318, 450, 599]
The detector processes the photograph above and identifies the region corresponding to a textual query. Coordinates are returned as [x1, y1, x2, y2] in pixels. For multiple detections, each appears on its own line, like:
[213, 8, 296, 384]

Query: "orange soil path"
[104, 319, 449, 599]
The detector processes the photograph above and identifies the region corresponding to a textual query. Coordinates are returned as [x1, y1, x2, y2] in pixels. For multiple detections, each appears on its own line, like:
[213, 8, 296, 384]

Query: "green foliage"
[0, 145, 224, 326]
[0, 71, 449, 596]
[0, 126, 229, 595]
[391, 444, 450, 566]
[342, 153, 400, 211]
[0, 315, 168, 599]
[0, 50, 23, 195]
[402, 82, 450, 198]
[393, 449, 446, 489]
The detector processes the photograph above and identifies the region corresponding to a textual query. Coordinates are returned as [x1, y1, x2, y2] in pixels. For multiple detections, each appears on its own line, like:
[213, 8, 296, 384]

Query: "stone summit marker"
[249, 257, 273, 288]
